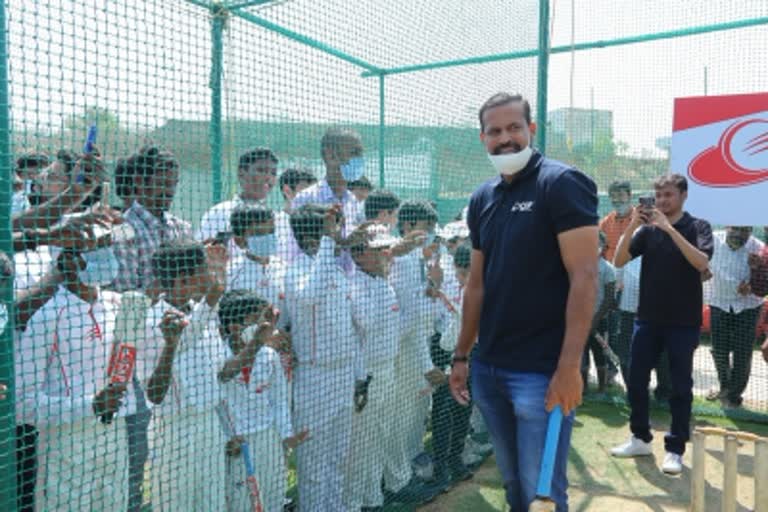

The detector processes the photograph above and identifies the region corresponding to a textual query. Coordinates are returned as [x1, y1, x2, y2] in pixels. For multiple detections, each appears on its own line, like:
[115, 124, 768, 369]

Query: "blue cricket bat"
[215, 400, 263, 512]
[529, 405, 563, 512]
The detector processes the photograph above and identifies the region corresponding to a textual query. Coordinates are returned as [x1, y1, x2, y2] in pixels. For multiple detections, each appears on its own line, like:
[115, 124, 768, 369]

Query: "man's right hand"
[225, 435, 245, 457]
[448, 361, 470, 406]
[630, 205, 650, 227]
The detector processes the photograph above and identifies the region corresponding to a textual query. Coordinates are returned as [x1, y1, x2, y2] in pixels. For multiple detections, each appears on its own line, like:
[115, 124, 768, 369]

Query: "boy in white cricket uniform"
[387, 201, 444, 470]
[344, 226, 401, 510]
[17, 236, 130, 511]
[217, 290, 308, 512]
[138, 239, 228, 511]
[284, 204, 367, 512]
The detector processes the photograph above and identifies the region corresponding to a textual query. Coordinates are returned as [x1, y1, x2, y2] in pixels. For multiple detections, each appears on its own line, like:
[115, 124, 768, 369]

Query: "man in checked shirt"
[109, 144, 192, 511]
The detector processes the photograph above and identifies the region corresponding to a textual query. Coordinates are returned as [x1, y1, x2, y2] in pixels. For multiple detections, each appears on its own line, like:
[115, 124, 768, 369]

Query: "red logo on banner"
[689, 118, 768, 187]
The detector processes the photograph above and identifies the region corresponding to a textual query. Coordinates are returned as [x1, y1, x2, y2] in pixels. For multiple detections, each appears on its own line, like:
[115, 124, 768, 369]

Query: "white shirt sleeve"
[293, 236, 337, 305]
[19, 305, 95, 426]
[265, 348, 294, 441]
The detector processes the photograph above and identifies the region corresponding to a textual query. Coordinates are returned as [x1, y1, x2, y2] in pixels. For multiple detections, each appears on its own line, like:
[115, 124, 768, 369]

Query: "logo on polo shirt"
[510, 201, 534, 212]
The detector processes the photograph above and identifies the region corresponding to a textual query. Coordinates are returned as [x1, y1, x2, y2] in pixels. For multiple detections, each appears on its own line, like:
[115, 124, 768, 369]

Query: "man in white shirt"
[17, 236, 130, 511]
[284, 204, 367, 512]
[275, 168, 316, 262]
[290, 128, 367, 270]
[706, 226, 765, 408]
[197, 147, 279, 242]
[139, 239, 229, 511]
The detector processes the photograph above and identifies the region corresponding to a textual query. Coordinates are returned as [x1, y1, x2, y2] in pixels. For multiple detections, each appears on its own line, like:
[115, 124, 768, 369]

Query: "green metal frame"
[536, 0, 550, 152]
[0, 1, 17, 509]
[360, 16, 768, 77]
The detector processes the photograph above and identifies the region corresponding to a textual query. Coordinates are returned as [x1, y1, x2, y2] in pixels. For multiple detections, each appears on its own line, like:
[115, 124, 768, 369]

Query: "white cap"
[439, 221, 469, 240]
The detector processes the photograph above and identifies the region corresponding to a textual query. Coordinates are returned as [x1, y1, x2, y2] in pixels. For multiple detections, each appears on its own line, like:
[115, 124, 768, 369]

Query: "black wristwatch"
[451, 354, 469, 366]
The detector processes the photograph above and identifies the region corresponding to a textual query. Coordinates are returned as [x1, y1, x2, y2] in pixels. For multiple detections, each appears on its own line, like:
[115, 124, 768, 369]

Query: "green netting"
[0, 0, 767, 511]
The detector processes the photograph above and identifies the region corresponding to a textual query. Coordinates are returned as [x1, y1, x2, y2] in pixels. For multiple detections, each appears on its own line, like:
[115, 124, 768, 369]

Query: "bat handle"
[241, 442, 255, 476]
[536, 405, 563, 499]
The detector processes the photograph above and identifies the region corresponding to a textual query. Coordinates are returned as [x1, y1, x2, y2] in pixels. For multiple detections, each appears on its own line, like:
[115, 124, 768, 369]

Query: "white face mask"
[78, 247, 120, 286]
[246, 233, 277, 258]
[487, 144, 533, 176]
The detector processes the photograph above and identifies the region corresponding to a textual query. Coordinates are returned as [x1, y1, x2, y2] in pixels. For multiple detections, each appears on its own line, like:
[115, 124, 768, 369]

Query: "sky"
[5, 0, 768, 157]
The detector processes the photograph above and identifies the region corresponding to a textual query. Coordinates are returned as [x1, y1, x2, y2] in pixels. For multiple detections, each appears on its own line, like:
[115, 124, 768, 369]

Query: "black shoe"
[384, 477, 439, 505]
[451, 464, 474, 483]
[431, 464, 454, 494]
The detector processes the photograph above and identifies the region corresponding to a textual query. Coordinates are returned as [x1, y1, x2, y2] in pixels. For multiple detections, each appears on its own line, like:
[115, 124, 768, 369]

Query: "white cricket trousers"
[37, 417, 128, 512]
[344, 364, 397, 509]
[293, 364, 354, 512]
[150, 407, 226, 511]
[225, 427, 286, 512]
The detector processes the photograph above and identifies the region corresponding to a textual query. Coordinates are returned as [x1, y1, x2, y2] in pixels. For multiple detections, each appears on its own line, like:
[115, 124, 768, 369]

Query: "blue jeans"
[471, 359, 574, 512]
[628, 321, 698, 455]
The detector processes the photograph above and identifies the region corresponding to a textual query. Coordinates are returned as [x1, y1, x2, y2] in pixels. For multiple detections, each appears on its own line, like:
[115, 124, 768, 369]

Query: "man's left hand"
[545, 365, 582, 416]
[737, 280, 751, 296]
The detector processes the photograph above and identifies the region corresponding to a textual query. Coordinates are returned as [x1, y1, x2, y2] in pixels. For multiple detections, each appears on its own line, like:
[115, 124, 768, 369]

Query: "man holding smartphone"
[611, 174, 713, 475]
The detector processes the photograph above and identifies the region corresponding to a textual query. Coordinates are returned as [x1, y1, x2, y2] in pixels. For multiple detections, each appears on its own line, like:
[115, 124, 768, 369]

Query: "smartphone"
[213, 231, 233, 246]
[638, 196, 655, 208]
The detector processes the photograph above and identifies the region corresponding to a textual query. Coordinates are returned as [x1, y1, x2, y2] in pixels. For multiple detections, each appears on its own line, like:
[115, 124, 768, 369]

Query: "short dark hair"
[278, 168, 316, 199]
[653, 173, 688, 194]
[132, 145, 179, 178]
[321, 127, 362, 159]
[347, 176, 372, 191]
[114, 157, 133, 201]
[230, 205, 274, 237]
[290, 203, 335, 253]
[218, 289, 270, 339]
[397, 199, 438, 234]
[478, 92, 532, 131]
[238, 147, 278, 171]
[364, 189, 400, 220]
[151, 239, 207, 290]
[15, 152, 49, 172]
[608, 180, 631, 195]
[453, 243, 471, 270]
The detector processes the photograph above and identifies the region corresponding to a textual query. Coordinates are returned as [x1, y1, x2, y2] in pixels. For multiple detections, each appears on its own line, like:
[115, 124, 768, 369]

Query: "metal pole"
[536, 0, 550, 152]
[0, 0, 17, 507]
[362, 16, 768, 78]
[704, 66, 708, 96]
[210, 4, 225, 204]
[378, 74, 385, 188]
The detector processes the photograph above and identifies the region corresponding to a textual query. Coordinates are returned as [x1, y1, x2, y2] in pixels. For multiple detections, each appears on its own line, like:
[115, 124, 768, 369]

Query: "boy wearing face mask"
[138, 239, 229, 511]
[284, 203, 367, 512]
[227, 206, 287, 312]
[16, 231, 131, 510]
[217, 290, 309, 512]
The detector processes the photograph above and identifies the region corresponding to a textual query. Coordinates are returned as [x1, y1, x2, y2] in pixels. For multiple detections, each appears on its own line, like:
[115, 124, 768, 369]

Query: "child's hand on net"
[283, 428, 310, 450]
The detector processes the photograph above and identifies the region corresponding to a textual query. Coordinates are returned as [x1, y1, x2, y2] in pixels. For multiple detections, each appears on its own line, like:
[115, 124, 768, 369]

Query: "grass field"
[413, 400, 768, 512]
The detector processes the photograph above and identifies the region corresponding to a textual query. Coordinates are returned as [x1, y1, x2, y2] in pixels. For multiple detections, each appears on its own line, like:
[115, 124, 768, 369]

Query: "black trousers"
[710, 305, 761, 404]
[614, 310, 672, 400]
[16, 423, 38, 512]
[429, 333, 472, 472]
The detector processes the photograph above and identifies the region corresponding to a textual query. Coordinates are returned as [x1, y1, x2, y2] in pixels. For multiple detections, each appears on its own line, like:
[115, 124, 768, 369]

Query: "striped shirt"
[111, 201, 192, 292]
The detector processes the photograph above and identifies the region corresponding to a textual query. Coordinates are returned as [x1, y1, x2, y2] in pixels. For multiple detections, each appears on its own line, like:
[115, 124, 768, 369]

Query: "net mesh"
[0, 0, 766, 510]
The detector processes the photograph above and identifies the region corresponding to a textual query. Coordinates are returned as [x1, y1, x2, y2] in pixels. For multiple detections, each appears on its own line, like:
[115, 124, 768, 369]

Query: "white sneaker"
[662, 452, 683, 475]
[610, 436, 653, 457]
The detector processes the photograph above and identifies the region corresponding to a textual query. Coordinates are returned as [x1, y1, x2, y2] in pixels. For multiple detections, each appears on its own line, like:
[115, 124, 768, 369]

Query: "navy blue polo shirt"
[467, 151, 598, 374]
[629, 212, 713, 327]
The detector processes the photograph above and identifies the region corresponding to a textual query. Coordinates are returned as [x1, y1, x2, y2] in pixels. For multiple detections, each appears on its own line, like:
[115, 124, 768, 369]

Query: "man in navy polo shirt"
[611, 174, 713, 475]
[449, 92, 599, 511]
